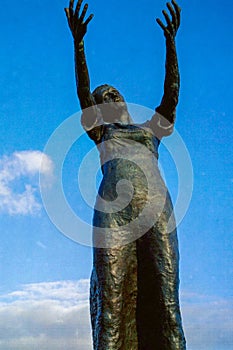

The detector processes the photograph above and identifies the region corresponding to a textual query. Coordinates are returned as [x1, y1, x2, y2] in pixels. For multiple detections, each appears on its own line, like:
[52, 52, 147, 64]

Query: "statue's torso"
[94, 123, 168, 230]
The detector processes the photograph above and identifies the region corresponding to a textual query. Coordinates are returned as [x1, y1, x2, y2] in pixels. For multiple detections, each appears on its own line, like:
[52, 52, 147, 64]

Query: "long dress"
[82, 112, 186, 350]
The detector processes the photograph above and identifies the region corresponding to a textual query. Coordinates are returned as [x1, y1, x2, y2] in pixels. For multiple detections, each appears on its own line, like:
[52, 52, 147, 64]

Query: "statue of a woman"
[65, 0, 186, 348]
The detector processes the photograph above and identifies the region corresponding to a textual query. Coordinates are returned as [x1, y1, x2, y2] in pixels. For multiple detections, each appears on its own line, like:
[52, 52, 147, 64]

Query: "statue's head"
[92, 84, 132, 124]
[92, 84, 125, 104]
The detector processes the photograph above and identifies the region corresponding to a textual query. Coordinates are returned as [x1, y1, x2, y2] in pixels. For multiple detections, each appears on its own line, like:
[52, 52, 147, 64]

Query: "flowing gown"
[82, 112, 186, 350]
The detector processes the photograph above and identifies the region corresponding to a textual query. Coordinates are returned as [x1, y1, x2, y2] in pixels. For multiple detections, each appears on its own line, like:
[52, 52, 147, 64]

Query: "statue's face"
[93, 85, 129, 123]
[93, 86, 125, 104]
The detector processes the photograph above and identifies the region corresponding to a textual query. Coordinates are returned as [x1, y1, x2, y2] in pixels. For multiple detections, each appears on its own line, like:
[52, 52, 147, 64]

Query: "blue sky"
[0, 0, 232, 349]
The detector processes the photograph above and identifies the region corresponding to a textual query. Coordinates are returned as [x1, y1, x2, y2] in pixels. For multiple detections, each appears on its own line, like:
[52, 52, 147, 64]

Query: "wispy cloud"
[0, 150, 53, 216]
[0, 281, 232, 350]
[36, 241, 47, 250]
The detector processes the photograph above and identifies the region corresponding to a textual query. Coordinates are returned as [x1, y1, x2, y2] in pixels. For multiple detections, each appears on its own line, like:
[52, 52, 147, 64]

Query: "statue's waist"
[101, 158, 159, 177]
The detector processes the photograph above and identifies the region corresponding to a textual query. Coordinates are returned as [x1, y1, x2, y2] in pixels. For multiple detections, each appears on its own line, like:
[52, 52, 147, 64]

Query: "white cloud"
[181, 292, 233, 350]
[0, 281, 232, 350]
[0, 280, 92, 350]
[0, 150, 53, 216]
[4, 280, 89, 304]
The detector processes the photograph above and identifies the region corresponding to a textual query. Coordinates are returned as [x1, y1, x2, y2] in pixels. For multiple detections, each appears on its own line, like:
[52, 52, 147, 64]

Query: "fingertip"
[156, 18, 163, 26]
[172, 0, 181, 12]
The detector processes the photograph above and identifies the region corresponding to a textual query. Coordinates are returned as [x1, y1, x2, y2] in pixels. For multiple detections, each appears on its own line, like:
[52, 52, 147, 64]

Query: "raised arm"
[155, 0, 181, 125]
[65, 0, 95, 110]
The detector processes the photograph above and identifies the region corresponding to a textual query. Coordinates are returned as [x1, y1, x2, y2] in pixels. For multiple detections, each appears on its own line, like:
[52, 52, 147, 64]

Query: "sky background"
[0, 0, 232, 349]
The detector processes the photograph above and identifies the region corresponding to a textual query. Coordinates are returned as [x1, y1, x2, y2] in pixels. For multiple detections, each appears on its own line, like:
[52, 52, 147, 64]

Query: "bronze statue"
[65, 0, 186, 348]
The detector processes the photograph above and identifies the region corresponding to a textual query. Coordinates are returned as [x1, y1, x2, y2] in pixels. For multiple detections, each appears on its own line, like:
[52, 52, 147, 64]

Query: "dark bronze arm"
[65, 0, 95, 110]
[156, 0, 181, 125]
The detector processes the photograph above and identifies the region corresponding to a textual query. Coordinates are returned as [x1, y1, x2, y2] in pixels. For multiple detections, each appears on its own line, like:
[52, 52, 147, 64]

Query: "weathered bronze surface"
[65, 0, 186, 348]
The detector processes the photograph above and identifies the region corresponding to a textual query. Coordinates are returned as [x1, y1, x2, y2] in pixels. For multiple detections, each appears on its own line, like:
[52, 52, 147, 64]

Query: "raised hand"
[156, 0, 181, 40]
[64, 0, 94, 43]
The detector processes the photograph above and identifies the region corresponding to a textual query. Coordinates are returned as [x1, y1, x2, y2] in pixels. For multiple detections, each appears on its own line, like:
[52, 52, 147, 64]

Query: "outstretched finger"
[167, 2, 177, 31]
[171, 0, 181, 28]
[69, 0, 74, 14]
[84, 13, 94, 26]
[64, 8, 73, 28]
[80, 3, 88, 23]
[75, 0, 84, 17]
[64, 8, 70, 19]
[65, 8, 69, 17]
[156, 18, 167, 33]
[162, 10, 172, 31]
